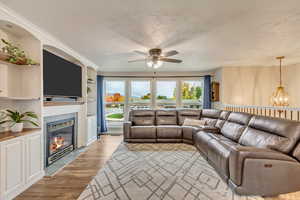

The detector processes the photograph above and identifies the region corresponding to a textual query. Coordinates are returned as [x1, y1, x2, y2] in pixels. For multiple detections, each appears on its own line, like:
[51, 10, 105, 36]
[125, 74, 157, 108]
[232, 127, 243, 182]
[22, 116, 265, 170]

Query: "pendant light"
[270, 56, 289, 107]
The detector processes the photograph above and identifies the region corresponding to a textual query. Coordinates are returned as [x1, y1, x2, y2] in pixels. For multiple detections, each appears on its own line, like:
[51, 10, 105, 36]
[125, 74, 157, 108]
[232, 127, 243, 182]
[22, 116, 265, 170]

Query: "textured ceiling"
[1, 0, 300, 72]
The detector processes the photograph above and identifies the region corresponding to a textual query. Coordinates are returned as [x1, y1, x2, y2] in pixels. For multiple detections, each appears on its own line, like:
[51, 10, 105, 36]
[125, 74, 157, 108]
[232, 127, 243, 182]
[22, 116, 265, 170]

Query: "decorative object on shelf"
[0, 109, 38, 132]
[270, 56, 289, 108]
[0, 39, 38, 65]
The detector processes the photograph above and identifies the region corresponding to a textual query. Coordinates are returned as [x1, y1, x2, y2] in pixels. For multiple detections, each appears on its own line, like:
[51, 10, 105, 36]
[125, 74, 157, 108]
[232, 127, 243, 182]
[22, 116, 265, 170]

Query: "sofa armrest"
[123, 121, 132, 141]
[229, 146, 296, 186]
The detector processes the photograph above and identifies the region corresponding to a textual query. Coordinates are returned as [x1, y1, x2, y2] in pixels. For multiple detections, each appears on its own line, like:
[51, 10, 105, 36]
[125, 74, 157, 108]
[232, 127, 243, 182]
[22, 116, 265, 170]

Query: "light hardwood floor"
[15, 135, 300, 200]
[16, 135, 123, 200]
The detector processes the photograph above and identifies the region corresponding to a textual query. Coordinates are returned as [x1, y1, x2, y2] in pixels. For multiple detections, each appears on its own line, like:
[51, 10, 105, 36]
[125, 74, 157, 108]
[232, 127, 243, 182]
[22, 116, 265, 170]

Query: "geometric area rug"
[78, 143, 262, 200]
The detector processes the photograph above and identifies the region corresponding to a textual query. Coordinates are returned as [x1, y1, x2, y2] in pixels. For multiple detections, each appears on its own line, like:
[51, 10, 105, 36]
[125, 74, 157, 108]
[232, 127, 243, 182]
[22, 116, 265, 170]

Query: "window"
[156, 80, 177, 109]
[104, 80, 125, 125]
[129, 80, 151, 109]
[102, 77, 204, 129]
[181, 80, 203, 108]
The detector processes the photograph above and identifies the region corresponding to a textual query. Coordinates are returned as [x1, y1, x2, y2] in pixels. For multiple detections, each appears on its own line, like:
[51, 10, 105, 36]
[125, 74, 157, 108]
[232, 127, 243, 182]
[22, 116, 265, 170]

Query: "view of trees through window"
[104, 80, 125, 123]
[129, 80, 151, 110]
[156, 81, 177, 108]
[130, 81, 151, 103]
[182, 80, 203, 108]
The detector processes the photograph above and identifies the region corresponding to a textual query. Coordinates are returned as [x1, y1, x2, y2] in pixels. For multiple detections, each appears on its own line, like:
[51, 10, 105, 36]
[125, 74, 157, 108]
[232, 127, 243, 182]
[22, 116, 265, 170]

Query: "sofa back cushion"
[156, 110, 177, 125]
[201, 109, 222, 126]
[215, 111, 231, 129]
[221, 112, 252, 142]
[178, 109, 201, 125]
[182, 118, 207, 127]
[130, 110, 155, 126]
[239, 116, 300, 153]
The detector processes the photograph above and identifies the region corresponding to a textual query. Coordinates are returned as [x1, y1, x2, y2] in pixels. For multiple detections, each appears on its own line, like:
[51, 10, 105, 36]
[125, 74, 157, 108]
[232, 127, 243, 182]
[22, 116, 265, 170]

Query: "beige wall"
[217, 63, 300, 107]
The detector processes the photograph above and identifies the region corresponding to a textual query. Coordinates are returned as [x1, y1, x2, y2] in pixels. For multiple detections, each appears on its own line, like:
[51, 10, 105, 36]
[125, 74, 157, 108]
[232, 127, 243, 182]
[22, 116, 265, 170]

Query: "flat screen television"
[43, 50, 82, 97]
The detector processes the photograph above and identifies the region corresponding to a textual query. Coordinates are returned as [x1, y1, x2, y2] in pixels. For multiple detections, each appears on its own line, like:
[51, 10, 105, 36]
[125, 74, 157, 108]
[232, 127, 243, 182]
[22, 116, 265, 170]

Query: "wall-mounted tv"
[43, 50, 82, 97]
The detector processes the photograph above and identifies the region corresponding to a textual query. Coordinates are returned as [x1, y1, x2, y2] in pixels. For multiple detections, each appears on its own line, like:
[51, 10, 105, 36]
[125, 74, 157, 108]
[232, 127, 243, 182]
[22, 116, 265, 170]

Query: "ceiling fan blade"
[133, 50, 148, 56]
[160, 57, 182, 63]
[128, 58, 146, 63]
[163, 50, 179, 57]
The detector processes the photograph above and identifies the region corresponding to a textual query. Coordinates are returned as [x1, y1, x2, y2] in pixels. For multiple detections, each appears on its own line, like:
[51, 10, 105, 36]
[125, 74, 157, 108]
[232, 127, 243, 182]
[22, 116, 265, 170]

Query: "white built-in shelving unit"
[0, 16, 98, 199]
[86, 66, 97, 144]
[0, 20, 44, 200]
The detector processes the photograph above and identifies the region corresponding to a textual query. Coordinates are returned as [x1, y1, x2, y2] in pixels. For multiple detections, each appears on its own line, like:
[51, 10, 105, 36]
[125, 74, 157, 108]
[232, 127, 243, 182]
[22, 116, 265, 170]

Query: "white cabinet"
[0, 137, 25, 200]
[25, 132, 43, 184]
[87, 115, 97, 145]
[0, 130, 44, 200]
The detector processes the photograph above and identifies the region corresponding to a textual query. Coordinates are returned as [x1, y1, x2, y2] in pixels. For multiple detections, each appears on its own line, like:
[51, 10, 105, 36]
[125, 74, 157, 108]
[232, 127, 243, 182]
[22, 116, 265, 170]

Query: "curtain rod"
[102, 75, 213, 78]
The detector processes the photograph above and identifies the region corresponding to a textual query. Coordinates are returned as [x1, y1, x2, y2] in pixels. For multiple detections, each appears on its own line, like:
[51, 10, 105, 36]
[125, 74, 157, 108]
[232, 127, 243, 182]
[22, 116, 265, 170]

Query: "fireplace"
[46, 118, 75, 166]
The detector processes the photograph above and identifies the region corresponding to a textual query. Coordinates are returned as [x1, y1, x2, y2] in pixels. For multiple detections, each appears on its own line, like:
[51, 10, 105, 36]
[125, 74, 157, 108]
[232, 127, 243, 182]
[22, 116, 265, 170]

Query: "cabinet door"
[87, 115, 97, 145]
[0, 64, 8, 97]
[25, 132, 43, 183]
[0, 138, 25, 198]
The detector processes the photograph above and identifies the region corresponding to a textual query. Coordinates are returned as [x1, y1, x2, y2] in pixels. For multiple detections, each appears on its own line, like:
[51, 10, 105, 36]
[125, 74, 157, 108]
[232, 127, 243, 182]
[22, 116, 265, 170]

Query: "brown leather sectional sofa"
[123, 109, 300, 196]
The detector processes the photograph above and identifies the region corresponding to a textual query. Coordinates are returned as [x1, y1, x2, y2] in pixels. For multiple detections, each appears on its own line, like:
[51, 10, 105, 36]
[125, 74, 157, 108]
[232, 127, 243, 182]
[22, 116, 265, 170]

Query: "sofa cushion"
[130, 110, 155, 126]
[182, 126, 199, 141]
[207, 139, 232, 177]
[178, 109, 201, 125]
[221, 112, 252, 142]
[201, 109, 222, 126]
[194, 131, 215, 156]
[156, 125, 182, 139]
[182, 118, 206, 127]
[239, 116, 300, 153]
[207, 133, 235, 143]
[156, 110, 177, 125]
[131, 126, 156, 139]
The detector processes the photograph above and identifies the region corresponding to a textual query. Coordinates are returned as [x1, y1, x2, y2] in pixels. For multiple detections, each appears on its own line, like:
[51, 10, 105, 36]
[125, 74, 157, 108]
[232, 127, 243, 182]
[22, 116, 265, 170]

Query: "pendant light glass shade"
[271, 86, 289, 106]
[270, 56, 289, 107]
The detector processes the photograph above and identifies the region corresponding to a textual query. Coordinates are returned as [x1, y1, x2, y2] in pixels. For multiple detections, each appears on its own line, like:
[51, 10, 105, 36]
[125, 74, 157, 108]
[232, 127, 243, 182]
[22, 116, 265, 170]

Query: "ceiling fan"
[128, 48, 182, 69]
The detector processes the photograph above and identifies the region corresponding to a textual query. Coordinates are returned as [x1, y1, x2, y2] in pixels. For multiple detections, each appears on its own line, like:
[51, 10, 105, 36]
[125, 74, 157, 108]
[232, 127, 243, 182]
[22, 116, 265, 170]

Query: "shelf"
[0, 128, 41, 142]
[0, 96, 40, 101]
[0, 60, 39, 68]
[44, 101, 85, 107]
[87, 80, 96, 84]
[87, 98, 96, 103]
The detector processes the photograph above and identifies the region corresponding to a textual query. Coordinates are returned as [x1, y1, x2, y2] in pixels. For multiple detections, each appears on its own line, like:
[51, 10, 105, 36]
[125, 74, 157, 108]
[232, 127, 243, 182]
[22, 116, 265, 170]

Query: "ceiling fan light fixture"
[146, 57, 163, 68]
[129, 48, 182, 68]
